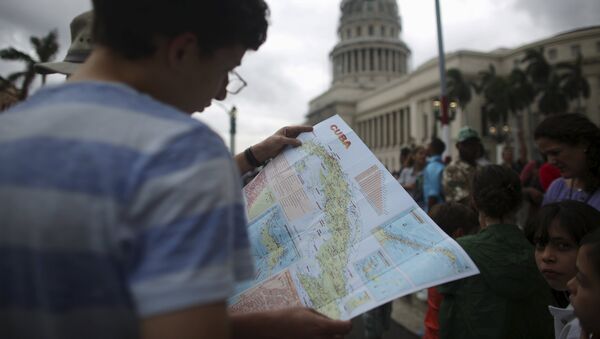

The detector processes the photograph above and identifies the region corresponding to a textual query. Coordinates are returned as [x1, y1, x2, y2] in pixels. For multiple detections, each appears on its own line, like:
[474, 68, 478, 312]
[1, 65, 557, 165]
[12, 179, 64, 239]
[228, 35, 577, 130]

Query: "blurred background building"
[307, 0, 600, 170]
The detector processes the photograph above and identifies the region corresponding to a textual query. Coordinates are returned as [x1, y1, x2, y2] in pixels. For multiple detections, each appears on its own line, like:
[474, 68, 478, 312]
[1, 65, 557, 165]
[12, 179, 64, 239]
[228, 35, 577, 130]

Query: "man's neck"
[69, 47, 174, 109]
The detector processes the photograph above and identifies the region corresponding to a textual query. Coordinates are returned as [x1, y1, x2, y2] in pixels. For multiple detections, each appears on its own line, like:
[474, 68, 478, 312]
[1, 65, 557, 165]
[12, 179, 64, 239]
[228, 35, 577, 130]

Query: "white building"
[307, 0, 600, 171]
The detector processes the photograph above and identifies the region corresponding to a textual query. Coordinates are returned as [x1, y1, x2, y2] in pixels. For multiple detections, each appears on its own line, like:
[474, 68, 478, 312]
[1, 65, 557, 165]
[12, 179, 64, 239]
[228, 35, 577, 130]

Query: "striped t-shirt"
[0, 82, 254, 338]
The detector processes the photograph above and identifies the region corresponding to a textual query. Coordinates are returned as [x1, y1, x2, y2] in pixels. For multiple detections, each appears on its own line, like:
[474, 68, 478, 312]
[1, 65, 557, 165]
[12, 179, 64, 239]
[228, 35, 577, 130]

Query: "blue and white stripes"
[0, 82, 253, 338]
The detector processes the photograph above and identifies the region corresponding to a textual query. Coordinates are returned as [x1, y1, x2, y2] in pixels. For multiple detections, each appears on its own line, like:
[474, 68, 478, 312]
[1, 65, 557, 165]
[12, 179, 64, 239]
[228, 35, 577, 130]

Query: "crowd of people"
[1, 1, 600, 339]
[386, 113, 600, 339]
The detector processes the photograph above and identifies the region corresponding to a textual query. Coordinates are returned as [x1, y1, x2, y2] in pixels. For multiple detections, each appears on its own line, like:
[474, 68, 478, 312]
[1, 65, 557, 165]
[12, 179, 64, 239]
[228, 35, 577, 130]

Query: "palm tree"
[0, 30, 59, 99]
[507, 68, 535, 116]
[521, 48, 569, 115]
[507, 68, 536, 155]
[477, 64, 510, 125]
[557, 54, 590, 112]
[521, 48, 551, 87]
[538, 73, 569, 115]
[446, 68, 472, 124]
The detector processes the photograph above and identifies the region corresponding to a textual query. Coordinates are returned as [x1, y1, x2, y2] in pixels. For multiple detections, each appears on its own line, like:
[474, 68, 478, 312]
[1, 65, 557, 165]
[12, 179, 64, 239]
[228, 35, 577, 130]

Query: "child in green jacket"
[438, 165, 555, 339]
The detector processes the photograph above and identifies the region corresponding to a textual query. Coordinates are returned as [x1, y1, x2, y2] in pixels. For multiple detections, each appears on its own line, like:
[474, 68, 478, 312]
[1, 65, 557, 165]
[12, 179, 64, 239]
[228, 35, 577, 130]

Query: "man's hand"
[235, 125, 313, 174]
[231, 307, 352, 339]
[273, 307, 352, 339]
[251, 125, 313, 163]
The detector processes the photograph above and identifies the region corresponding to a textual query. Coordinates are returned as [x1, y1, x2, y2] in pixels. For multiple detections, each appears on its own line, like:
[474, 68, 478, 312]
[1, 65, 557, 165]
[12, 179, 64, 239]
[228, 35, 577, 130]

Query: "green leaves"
[447, 68, 472, 111]
[519, 48, 589, 115]
[0, 29, 60, 100]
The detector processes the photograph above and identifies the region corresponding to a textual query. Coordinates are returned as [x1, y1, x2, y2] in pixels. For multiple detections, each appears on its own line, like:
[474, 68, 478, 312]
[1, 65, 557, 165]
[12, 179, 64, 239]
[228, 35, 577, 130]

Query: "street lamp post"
[229, 106, 237, 155]
[434, 0, 450, 155]
[433, 99, 457, 138]
[215, 102, 238, 154]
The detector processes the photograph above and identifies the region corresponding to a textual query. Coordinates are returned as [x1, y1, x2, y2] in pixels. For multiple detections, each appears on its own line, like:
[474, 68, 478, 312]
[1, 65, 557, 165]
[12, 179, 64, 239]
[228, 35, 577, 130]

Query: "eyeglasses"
[226, 70, 247, 95]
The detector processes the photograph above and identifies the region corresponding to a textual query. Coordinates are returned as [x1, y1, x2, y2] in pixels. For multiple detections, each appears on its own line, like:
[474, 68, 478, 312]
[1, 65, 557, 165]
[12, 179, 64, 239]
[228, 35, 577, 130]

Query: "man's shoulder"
[5, 82, 225, 154]
[445, 160, 472, 175]
[425, 157, 444, 172]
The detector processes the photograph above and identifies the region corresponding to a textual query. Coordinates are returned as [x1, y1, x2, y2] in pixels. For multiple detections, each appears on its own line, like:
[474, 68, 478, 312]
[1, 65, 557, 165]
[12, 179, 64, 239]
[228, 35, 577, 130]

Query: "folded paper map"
[230, 115, 479, 320]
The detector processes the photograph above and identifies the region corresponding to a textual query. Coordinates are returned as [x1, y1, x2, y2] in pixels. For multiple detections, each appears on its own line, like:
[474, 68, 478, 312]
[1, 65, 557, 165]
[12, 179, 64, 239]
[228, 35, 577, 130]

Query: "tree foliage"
[0, 29, 59, 100]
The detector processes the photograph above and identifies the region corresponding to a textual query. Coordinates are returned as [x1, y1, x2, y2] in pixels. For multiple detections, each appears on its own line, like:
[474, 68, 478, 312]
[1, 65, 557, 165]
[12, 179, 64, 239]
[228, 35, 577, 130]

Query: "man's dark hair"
[529, 200, 600, 247]
[429, 202, 479, 237]
[92, 0, 270, 59]
[534, 113, 600, 183]
[400, 147, 411, 159]
[430, 137, 446, 155]
[581, 229, 600, 278]
[471, 165, 522, 219]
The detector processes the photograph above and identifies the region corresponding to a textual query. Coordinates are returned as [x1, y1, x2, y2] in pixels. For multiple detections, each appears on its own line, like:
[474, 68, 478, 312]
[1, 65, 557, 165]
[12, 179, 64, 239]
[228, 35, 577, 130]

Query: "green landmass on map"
[374, 227, 458, 265]
[248, 187, 275, 221]
[344, 291, 371, 313]
[260, 222, 287, 271]
[296, 141, 354, 319]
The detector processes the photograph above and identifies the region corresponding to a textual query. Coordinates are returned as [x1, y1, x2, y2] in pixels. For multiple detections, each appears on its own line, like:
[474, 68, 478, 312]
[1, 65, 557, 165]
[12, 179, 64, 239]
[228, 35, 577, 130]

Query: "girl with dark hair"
[535, 113, 600, 210]
[567, 230, 600, 339]
[531, 201, 600, 339]
[437, 165, 554, 339]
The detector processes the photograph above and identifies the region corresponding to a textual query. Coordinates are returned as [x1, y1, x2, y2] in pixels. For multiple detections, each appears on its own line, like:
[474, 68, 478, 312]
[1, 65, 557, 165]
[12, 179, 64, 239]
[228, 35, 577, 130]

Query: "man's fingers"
[305, 309, 352, 335]
[282, 125, 313, 138]
[279, 136, 302, 147]
[318, 319, 352, 335]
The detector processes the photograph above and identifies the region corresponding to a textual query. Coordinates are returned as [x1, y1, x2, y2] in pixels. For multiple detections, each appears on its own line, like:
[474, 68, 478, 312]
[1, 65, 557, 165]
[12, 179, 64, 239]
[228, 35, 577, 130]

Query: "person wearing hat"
[442, 126, 484, 205]
[33, 11, 315, 183]
[0, 2, 353, 339]
[35, 11, 94, 76]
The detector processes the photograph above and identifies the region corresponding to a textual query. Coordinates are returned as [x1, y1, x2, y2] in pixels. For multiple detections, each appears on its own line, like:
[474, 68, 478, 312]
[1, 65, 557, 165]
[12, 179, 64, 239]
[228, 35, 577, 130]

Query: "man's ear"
[166, 33, 198, 68]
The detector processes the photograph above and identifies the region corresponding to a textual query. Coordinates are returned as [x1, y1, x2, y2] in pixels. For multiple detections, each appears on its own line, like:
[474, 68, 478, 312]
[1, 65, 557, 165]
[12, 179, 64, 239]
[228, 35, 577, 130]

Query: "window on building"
[347, 29, 351, 39]
[368, 25, 374, 36]
[392, 111, 398, 145]
[571, 44, 581, 57]
[386, 113, 391, 146]
[381, 26, 386, 37]
[361, 49, 366, 71]
[406, 107, 411, 142]
[423, 113, 429, 141]
[548, 48, 557, 60]
[357, 26, 362, 37]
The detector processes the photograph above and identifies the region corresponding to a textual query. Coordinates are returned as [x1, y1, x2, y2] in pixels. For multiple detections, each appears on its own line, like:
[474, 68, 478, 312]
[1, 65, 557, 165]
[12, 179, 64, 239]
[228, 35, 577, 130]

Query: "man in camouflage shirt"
[443, 127, 483, 204]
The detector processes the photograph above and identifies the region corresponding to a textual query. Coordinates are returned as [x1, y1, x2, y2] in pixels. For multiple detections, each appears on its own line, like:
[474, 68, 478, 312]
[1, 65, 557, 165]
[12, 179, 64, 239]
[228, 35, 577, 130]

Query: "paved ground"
[346, 315, 420, 339]
[345, 296, 426, 339]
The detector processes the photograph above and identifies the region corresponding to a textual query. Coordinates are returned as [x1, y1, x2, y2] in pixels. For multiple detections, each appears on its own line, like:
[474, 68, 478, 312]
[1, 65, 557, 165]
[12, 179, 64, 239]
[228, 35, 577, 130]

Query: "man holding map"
[0, 1, 352, 338]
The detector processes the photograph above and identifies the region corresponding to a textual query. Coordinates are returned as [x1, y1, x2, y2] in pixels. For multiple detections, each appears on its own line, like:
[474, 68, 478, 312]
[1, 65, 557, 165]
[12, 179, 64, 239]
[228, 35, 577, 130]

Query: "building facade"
[307, 0, 600, 171]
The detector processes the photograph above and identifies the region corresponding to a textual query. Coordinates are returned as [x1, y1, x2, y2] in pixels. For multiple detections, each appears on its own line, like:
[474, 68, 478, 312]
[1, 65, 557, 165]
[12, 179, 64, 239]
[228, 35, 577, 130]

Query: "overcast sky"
[1, 0, 599, 153]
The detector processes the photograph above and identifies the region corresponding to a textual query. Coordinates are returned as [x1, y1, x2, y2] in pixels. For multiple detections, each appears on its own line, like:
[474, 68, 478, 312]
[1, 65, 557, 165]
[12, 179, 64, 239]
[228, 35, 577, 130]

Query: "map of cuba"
[231, 115, 479, 320]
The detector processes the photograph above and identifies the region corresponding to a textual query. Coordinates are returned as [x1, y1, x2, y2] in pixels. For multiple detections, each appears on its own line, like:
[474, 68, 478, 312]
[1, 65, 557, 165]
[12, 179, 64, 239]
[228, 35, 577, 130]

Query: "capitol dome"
[340, 0, 400, 23]
[331, 0, 410, 87]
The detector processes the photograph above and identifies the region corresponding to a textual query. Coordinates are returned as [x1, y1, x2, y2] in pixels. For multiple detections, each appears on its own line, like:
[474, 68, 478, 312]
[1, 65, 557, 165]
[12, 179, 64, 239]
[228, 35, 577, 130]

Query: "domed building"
[306, 0, 411, 126]
[332, 0, 410, 87]
[307, 0, 600, 171]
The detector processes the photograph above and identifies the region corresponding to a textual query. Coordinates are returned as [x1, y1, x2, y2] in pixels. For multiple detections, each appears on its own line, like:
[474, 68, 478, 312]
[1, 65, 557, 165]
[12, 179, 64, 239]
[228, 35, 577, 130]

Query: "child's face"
[534, 220, 578, 291]
[568, 245, 600, 335]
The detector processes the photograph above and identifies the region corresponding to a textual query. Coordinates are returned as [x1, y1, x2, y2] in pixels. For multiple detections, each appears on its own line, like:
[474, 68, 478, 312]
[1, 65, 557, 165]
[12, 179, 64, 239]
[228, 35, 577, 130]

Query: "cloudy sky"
[1, 0, 599, 153]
